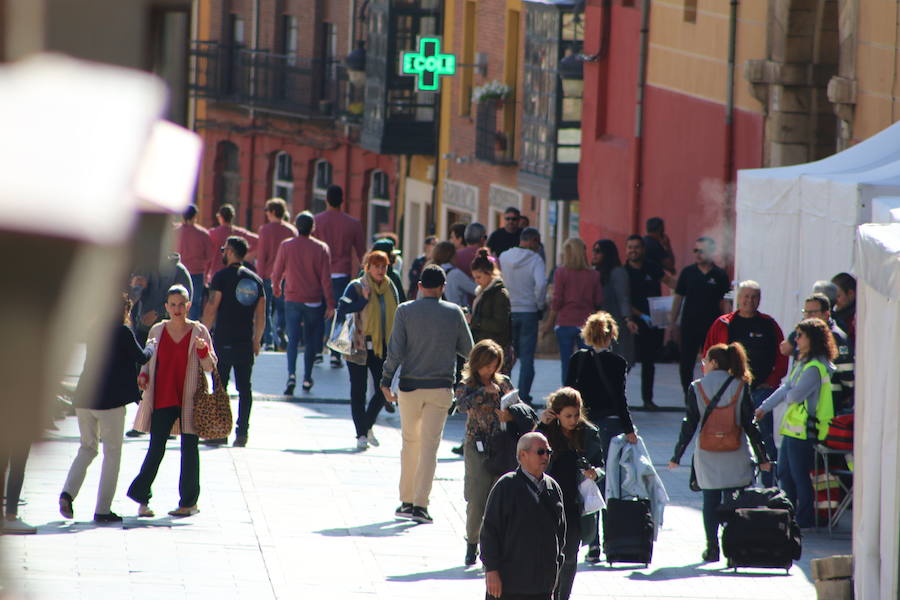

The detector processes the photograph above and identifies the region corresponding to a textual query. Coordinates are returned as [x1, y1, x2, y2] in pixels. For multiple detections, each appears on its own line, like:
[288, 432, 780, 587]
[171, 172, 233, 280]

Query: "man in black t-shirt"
[667, 237, 731, 397]
[487, 206, 522, 258]
[643, 217, 675, 274]
[202, 236, 265, 447]
[624, 235, 677, 408]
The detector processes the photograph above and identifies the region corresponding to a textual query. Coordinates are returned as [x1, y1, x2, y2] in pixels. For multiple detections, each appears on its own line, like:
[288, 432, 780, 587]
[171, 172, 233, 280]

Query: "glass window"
[273, 151, 294, 204]
[312, 160, 332, 214]
[368, 171, 392, 241]
[281, 15, 299, 66]
[214, 141, 241, 219]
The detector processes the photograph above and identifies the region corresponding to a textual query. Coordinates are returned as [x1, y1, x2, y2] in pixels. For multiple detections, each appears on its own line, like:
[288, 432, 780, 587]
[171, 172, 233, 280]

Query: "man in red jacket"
[703, 280, 788, 486]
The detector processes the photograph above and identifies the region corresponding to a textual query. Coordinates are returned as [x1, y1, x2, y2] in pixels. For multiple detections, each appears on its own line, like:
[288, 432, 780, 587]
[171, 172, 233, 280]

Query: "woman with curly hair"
[755, 318, 837, 528]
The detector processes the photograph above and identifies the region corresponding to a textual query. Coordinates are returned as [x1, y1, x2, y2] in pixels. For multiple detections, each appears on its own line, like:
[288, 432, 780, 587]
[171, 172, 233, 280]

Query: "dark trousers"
[678, 329, 706, 398]
[486, 593, 551, 600]
[635, 322, 663, 404]
[702, 487, 740, 546]
[779, 436, 816, 528]
[348, 350, 386, 438]
[188, 273, 205, 321]
[0, 441, 30, 516]
[263, 279, 286, 347]
[328, 276, 351, 359]
[127, 406, 200, 508]
[751, 387, 778, 487]
[215, 340, 255, 437]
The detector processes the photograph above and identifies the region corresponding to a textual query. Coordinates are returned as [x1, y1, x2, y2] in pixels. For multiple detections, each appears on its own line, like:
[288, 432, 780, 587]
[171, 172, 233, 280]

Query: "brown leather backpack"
[696, 379, 743, 452]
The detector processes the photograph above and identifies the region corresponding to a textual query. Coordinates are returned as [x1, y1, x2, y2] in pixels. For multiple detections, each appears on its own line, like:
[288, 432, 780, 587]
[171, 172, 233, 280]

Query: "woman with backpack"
[668, 342, 771, 562]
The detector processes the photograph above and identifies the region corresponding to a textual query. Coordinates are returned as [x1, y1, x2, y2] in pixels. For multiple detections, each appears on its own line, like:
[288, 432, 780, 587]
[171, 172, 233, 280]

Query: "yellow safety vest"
[780, 359, 834, 441]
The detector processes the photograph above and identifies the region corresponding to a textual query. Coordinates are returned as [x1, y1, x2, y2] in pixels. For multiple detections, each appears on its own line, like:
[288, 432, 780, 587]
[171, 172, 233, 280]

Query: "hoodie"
[499, 247, 548, 313]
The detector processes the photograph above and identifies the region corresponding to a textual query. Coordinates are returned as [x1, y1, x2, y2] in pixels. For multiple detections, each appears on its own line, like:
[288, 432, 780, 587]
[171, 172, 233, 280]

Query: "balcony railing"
[475, 100, 515, 165]
[190, 41, 362, 120]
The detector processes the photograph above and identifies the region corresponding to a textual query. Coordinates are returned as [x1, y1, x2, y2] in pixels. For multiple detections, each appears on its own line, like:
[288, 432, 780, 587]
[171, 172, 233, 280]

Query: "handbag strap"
[697, 376, 735, 430]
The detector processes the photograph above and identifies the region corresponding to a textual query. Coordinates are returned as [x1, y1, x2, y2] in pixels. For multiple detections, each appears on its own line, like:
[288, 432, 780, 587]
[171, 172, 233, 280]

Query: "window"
[321, 22, 338, 101]
[224, 14, 245, 94]
[213, 141, 241, 219]
[272, 152, 293, 205]
[459, 1, 477, 116]
[280, 15, 299, 66]
[368, 171, 392, 241]
[312, 160, 332, 214]
[684, 0, 698, 23]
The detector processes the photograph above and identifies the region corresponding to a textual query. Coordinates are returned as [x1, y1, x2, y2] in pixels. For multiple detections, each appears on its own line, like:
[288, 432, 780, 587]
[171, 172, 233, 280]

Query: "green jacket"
[470, 278, 512, 349]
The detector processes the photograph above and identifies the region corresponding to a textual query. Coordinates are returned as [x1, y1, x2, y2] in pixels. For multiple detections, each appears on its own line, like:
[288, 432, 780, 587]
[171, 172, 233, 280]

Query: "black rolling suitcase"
[719, 488, 802, 572]
[601, 498, 654, 566]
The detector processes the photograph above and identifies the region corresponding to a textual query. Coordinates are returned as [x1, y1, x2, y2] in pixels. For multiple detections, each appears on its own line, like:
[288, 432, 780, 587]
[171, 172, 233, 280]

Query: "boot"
[701, 542, 720, 562]
[464, 542, 478, 566]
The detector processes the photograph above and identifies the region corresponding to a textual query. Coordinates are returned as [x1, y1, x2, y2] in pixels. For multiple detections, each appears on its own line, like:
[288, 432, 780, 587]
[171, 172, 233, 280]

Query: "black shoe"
[465, 542, 478, 566]
[410, 506, 433, 524]
[203, 438, 227, 446]
[701, 546, 720, 562]
[59, 492, 74, 519]
[394, 503, 414, 519]
[585, 545, 602, 564]
[284, 375, 296, 396]
[330, 356, 343, 368]
[125, 429, 145, 438]
[451, 445, 464, 456]
[643, 401, 659, 411]
[93, 512, 123, 524]
[233, 434, 248, 447]
[383, 399, 396, 414]
[314, 353, 324, 365]
[302, 379, 313, 392]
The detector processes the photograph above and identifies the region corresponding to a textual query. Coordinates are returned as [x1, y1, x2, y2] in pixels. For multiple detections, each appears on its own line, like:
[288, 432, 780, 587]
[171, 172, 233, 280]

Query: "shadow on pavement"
[283, 447, 362, 455]
[315, 520, 417, 538]
[34, 518, 191, 535]
[622, 563, 792, 581]
[385, 565, 482, 582]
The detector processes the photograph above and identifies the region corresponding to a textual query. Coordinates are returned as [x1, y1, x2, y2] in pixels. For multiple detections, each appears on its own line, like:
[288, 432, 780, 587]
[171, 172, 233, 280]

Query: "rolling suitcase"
[721, 507, 801, 572]
[601, 497, 654, 567]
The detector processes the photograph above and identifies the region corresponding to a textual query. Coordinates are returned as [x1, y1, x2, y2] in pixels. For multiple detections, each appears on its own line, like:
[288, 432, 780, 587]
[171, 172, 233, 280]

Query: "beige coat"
[132, 320, 217, 435]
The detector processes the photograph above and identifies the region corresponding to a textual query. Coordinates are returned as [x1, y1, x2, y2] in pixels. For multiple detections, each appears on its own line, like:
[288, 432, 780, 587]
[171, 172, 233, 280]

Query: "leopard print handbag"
[193, 366, 233, 440]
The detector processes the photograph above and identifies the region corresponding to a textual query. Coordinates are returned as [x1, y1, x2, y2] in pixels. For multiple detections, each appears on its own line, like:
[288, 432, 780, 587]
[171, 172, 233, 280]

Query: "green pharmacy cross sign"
[400, 36, 456, 92]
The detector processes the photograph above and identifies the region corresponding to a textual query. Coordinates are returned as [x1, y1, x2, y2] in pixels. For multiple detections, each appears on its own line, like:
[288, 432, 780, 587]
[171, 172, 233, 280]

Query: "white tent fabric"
[735, 121, 900, 333]
[853, 223, 900, 600]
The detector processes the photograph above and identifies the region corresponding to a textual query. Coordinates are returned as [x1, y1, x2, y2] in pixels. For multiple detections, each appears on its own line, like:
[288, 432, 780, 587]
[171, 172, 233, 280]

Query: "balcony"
[190, 41, 361, 121]
[474, 100, 516, 166]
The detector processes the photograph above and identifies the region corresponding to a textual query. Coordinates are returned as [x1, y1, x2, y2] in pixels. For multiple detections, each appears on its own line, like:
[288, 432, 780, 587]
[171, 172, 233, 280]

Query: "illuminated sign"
[400, 36, 456, 92]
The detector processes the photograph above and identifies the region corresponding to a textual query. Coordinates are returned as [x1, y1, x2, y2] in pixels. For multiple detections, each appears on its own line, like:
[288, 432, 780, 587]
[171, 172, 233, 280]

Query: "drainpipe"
[724, 0, 738, 186]
[631, 0, 651, 235]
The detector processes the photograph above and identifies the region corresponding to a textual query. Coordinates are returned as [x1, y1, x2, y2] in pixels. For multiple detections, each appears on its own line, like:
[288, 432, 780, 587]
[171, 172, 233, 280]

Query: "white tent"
[853, 223, 900, 600]
[735, 121, 900, 332]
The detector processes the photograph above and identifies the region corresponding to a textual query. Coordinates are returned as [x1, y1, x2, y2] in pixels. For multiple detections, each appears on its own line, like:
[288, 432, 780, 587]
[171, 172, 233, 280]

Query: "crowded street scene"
[2, 1, 900, 600]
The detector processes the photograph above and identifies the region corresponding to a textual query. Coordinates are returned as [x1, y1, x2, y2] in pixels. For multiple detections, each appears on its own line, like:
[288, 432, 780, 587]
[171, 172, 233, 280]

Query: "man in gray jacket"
[499, 228, 547, 405]
[381, 265, 474, 524]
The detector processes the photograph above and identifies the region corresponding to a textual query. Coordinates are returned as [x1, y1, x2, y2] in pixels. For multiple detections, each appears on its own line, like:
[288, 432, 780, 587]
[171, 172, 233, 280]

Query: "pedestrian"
[480, 431, 566, 600]
[449, 222, 467, 251]
[499, 227, 548, 406]
[314, 185, 365, 369]
[643, 217, 675, 275]
[487, 206, 523, 258]
[535, 387, 605, 600]
[468, 248, 513, 374]
[129, 253, 193, 347]
[201, 236, 265, 447]
[755, 318, 837, 529]
[542, 237, 603, 384]
[779, 293, 854, 413]
[59, 294, 157, 524]
[703, 280, 788, 486]
[335, 250, 400, 450]
[624, 235, 677, 409]
[175, 204, 215, 321]
[831, 272, 856, 345]
[454, 340, 514, 565]
[380, 264, 474, 524]
[666, 237, 731, 399]
[207, 203, 259, 276]
[591, 239, 633, 364]
[668, 342, 771, 562]
[454, 222, 487, 277]
[256, 198, 297, 351]
[370, 237, 407, 303]
[272, 211, 335, 395]
[430, 240, 475, 307]
[0, 440, 34, 534]
[407, 235, 437, 300]
[126, 285, 217, 517]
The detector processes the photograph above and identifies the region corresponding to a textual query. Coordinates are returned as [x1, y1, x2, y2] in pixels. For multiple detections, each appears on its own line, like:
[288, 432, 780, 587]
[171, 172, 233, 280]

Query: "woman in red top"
[542, 237, 603, 384]
[127, 285, 216, 517]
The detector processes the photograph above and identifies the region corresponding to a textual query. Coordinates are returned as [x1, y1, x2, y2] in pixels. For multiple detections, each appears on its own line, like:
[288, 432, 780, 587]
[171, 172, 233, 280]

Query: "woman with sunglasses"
[755, 318, 837, 529]
[668, 342, 770, 562]
[536, 387, 604, 600]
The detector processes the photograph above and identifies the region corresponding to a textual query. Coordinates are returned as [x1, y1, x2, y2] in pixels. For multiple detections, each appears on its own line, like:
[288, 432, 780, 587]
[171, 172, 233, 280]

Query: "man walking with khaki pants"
[381, 265, 474, 524]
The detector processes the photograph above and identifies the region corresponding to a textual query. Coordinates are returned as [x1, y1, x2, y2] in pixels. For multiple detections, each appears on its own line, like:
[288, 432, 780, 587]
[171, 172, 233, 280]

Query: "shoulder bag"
[193, 366, 233, 440]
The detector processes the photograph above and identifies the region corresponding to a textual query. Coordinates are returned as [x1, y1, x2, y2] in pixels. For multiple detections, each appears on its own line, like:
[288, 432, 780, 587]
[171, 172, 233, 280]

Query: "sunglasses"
[505, 216, 519, 221]
[532, 448, 553, 456]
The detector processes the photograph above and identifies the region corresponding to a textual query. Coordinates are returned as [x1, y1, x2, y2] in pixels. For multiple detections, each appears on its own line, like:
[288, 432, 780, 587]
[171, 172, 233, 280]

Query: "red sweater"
[551, 267, 603, 327]
[453, 245, 478, 278]
[271, 235, 335, 308]
[702, 311, 788, 389]
[208, 224, 259, 274]
[314, 210, 365, 276]
[176, 223, 215, 275]
[256, 221, 297, 280]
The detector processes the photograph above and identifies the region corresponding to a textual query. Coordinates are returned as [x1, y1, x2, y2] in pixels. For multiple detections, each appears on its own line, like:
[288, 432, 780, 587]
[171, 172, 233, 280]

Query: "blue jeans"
[263, 279, 286, 347]
[285, 302, 325, 382]
[751, 387, 778, 487]
[328, 276, 351, 359]
[511, 312, 539, 403]
[778, 436, 815, 528]
[188, 273, 205, 321]
[555, 325, 587, 385]
[702, 488, 740, 546]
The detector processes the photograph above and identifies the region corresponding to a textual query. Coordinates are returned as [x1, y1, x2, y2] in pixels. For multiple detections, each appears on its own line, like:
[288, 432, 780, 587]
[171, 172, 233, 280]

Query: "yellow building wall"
[852, 0, 900, 142]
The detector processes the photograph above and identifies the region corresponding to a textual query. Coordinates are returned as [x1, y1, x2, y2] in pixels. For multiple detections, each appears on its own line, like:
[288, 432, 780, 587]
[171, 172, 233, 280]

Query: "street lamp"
[344, 41, 367, 88]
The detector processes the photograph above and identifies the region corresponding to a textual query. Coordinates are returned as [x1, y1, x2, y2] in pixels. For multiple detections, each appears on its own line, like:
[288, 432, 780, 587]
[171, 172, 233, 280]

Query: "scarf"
[363, 273, 397, 358]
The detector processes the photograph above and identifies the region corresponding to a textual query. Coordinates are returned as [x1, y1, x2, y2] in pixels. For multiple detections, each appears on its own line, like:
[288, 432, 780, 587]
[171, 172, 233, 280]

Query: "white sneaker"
[367, 429, 380, 447]
[2, 516, 36, 534]
[356, 435, 368, 450]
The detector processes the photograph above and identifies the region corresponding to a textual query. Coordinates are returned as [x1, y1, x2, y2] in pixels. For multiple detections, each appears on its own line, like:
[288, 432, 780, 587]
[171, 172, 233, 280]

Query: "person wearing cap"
[175, 204, 215, 320]
[380, 264, 474, 524]
[271, 211, 335, 394]
[370, 238, 407, 303]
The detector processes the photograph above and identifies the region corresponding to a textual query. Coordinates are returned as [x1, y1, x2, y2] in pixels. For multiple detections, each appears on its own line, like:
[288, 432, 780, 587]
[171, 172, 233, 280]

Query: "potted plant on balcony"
[472, 80, 512, 107]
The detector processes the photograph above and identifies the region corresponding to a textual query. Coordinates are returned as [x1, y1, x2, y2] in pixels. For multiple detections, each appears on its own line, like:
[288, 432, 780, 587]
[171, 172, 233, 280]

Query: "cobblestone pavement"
[1, 352, 850, 599]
